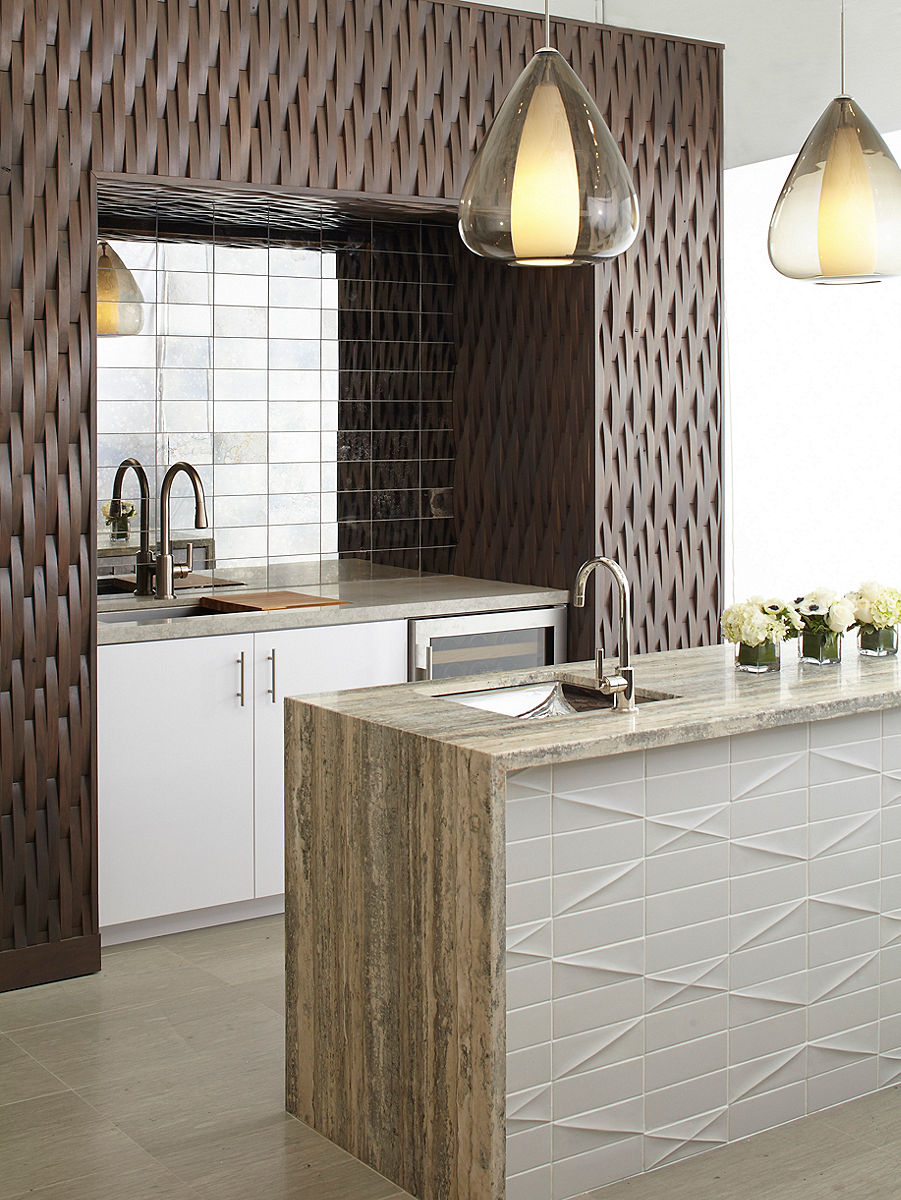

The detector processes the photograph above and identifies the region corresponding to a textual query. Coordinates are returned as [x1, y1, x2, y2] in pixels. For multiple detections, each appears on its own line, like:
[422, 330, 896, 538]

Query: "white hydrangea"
[848, 582, 901, 630]
[796, 587, 838, 617]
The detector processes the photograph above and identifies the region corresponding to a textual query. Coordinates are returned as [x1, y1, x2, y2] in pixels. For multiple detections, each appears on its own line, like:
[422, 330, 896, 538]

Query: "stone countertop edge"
[285, 643, 901, 768]
[96, 575, 569, 645]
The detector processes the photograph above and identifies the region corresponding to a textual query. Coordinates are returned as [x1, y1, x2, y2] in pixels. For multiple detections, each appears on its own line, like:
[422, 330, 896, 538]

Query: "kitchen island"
[285, 644, 901, 1200]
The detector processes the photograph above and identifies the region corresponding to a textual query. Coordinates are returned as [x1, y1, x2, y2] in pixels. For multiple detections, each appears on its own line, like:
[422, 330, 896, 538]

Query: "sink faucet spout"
[111, 457, 154, 596]
[571, 556, 636, 711]
[156, 462, 208, 600]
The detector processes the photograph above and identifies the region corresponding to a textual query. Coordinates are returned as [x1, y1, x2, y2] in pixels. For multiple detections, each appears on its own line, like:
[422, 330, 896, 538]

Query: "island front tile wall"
[505, 710, 901, 1200]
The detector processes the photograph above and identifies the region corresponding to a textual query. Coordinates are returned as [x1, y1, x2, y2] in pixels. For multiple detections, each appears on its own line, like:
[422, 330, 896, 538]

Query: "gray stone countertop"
[96, 562, 568, 645]
[286, 642, 901, 769]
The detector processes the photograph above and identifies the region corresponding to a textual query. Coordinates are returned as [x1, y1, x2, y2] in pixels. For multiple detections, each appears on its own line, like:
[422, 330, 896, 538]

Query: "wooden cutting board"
[199, 590, 347, 613]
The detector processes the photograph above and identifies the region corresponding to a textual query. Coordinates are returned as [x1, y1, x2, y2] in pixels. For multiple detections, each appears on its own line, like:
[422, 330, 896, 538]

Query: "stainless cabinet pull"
[268, 649, 276, 704]
[237, 652, 246, 706]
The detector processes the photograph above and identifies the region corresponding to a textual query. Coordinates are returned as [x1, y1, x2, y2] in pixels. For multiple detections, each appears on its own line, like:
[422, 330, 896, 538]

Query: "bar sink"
[442, 679, 676, 719]
[97, 604, 212, 625]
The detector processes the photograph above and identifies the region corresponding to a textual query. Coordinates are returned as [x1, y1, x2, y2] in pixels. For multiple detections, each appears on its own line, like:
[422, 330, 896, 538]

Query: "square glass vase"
[799, 629, 841, 664]
[735, 640, 780, 673]
[859, 625, 898, 657]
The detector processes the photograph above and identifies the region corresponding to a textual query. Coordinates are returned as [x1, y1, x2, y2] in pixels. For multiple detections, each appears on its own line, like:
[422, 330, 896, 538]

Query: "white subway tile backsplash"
[731, 935, 807, 992]
[507, 1043, 552, 1095]
[552, 941, 644, 999]
[810, 741, 881, 785]
[645, 1069, 727, 1130]
[728, 1044, 806, 1103]
[884, 708, 901, 736]
[646, 842, 729, 894]
[268, 431, 320, 463]
[213, 337, 269, 369]
[507, 879, 552, 929]
[807, 1056, 878, 1112]
[212, 368, 268, 402]
[507, 961, 552, 1013]
[507, 796, 552, 845]
[97, 367, 157, 402]
[645, 804, 729, 855]
[552, 1018, 643, 1081]
[214, 305, 268, 338]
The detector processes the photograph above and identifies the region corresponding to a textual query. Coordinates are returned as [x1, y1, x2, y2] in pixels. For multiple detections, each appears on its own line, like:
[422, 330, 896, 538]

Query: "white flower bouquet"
[795, 588, 855, 664]
[848, 581, 901, 656]
[721, 597, 801, 647]
[722, 597, 801, 672]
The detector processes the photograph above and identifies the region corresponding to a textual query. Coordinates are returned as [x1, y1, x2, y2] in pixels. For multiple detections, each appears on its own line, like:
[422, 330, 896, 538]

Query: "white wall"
[723, 130, 901, 603]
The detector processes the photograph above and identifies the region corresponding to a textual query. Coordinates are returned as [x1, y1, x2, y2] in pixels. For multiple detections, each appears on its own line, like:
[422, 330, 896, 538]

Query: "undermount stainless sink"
[97, 604, 213, 625]
[442, 680, 677, 720]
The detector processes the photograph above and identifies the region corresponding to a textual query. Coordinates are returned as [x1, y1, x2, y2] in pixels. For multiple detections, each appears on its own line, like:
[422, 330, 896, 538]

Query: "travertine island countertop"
[288, 641, 901, 766]
[285, 642, 901, 1200]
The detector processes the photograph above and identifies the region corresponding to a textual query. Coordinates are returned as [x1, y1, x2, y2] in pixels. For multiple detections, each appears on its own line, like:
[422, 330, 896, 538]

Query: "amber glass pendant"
[458, 48, 639, 266]
[97, 242, 145, 336]
[768, 96, 901, 283]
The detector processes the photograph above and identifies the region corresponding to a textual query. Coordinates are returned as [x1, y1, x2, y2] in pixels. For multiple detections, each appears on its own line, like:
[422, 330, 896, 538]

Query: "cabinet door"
[98, 634, 256, 927]
[253, 620, 408, 897]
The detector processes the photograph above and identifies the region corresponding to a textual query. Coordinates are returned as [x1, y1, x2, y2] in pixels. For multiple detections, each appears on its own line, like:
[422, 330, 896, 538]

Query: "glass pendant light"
[768, 2, 901, 283]
[97, 241, 145, 335]
[458, 0, 639, 266]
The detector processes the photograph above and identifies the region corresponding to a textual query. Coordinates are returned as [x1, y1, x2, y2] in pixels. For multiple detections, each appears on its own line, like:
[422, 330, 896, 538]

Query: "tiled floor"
[2, 915, 901, 1200]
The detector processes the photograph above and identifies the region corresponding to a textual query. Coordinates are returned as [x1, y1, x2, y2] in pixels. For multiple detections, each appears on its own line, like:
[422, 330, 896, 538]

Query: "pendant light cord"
[840, 0, 845, 94]
[545, 0, 550, 48]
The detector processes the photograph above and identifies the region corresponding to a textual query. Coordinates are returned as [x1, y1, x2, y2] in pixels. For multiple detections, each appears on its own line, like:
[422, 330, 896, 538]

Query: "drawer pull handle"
[268, 649, 277, 704]
[237, 652, 246, 707]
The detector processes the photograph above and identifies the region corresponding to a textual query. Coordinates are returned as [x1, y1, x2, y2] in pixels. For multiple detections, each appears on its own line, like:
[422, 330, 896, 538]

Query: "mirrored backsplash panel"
[96, 216, 458, 582]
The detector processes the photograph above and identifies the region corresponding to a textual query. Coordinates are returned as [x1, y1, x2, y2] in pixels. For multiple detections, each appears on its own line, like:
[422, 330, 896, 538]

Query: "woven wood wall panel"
[451, 252, 598, 662]
[452, 28, 722, 658]
[0, 0, 720, 983]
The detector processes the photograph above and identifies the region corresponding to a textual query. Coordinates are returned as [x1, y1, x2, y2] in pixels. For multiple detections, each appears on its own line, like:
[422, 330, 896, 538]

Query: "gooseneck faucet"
[111, 458, 154, 596]
[156, 461, 208, 600]
[572, 556, 637, 712]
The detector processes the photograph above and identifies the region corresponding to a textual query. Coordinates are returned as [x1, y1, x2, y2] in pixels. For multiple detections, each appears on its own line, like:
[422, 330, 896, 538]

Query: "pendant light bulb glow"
[97, 241, 145, 336]
[458, 19, 639, 266]
[768, 4, 901, 283]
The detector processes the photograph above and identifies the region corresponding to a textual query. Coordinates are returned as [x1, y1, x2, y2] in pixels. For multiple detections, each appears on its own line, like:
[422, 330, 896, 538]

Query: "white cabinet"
[252, 620, 408, 897]
[97, 634, 255, 927]
[97, 620, 408, 928]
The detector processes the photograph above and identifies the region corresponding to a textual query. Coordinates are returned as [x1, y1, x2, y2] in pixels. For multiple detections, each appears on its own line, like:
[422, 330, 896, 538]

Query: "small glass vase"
[799, 629, 842, 664]
[736, 640, 780, 673]
[859, 625, 898, 657]
[108, 516, 130, 542]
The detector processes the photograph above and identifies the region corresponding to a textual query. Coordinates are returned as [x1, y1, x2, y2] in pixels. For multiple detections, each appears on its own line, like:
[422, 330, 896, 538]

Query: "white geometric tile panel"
[505, 708, 901, 1199]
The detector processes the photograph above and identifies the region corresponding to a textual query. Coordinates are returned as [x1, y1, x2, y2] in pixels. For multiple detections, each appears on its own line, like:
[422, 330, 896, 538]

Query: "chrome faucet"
[111, 458, 154, 596]
[156, 462, 208, 600]
[572, 556, 637, 712]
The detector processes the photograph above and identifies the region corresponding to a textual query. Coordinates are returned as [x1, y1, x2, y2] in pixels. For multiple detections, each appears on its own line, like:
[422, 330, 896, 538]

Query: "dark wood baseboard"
[0, 936, 101, 993]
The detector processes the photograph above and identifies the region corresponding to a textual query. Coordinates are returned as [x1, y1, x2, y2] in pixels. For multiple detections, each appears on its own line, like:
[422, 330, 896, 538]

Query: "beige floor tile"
[9, 988, 282, 1092]
[235, 974, 285, 1014]
[0, 1034, 68, 1106]
[816, 1084, 901, 1150]
[0, 946, 224, 1033]
[146, 915, 284, 968]
[5, 1159, 203, 1200]
[0, 1092, 161, 1200]
[154, 1109, 407, 1200]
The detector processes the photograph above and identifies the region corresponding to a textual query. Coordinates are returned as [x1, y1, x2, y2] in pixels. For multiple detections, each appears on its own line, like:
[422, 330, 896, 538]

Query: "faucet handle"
[172, 541, 195, 579]
[595, 645, 605, 687]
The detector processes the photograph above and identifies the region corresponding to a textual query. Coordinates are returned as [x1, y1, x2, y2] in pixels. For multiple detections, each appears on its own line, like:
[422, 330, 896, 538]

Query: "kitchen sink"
[97, 604, 213, 624]
[441, 680, 677, 719]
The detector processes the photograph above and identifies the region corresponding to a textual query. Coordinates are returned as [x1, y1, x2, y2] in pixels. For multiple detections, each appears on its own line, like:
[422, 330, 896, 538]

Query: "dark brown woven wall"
[452, 29, 723, 658]
[0, 0, 721, 987]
